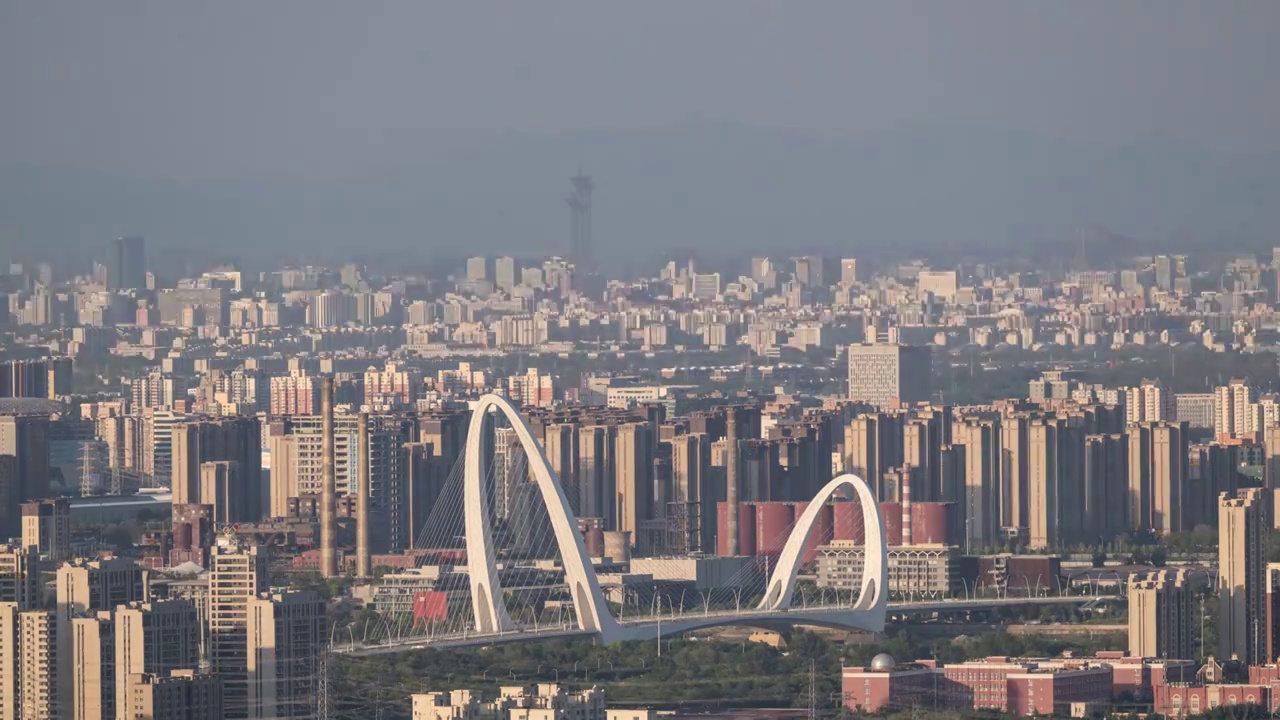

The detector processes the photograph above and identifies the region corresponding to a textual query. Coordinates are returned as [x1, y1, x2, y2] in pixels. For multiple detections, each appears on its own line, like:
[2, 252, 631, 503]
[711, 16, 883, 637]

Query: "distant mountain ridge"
[2, 122, 1277, 273]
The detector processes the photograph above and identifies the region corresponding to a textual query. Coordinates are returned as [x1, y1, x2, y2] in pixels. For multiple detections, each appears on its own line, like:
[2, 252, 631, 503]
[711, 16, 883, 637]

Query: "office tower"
[1126, 380, 1175, 424]
[1083, 434, 1128, 542]
[209, 539, 270, 719]
[1219, 488, 1272, 665]
[1127, 422, 1189, 534]
[840, 258, 858, 285]
[20, 499, 70, 562]
[18, 609, 57, 720]
[566, 173, 593, 268]
[114, 600, 201, 720]
[1129, 569, 1197, 660]
[246, 591, 324, 719]
[0, 545, 38, 609]
[124, 671, 222, 720]
[0, 413, 51, 531]
[846, 344, 932, 408]
[690, 273, 721, 301]
[109, 236, 147, 290]
[917, 270, 959, 301]
[1214, 379, 1257, 439]
[465, 256, 489, 283]
[1026, 417, 1085, 549]
[495, 256, 519, 292]
[171, 417, 262, 521]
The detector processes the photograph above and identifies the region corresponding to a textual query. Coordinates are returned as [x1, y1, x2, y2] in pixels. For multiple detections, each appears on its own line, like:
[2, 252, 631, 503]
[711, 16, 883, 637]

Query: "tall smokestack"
[902, 465, 913, 547]
[356, 412, 372, 578]
[726, 408, 739, 556]
[320, 376, 338, 578]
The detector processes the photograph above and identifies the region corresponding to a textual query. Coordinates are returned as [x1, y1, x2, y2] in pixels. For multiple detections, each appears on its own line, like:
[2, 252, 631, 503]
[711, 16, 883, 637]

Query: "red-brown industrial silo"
[718, 501, 759, 557]
[755, 502, 796, 559]
[832, 501, 865, 544]
[910, 502, 950, 545]
[797, 502, 834, 564]
[879, 501, 903, 546]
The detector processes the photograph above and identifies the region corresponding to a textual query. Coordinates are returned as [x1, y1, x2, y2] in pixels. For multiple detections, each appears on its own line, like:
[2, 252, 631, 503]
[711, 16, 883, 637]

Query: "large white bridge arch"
[462, 394, 887, 643]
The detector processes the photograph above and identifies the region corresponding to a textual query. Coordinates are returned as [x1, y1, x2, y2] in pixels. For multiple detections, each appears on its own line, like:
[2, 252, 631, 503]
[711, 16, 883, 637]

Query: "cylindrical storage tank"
[798, 502, 834, 565]
[583, 526, 605, 557]
[738, 503, 757, 558]
[603, 531, 632, 564]
[832, 502, 865, 544]
[911, 502, 949, 545]
[879, 501, 903, 546]
[755, 502, 796, 559]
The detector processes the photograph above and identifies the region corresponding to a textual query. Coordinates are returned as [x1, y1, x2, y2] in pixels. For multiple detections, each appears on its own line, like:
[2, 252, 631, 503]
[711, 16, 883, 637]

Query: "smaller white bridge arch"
[758, 474, 886, 624]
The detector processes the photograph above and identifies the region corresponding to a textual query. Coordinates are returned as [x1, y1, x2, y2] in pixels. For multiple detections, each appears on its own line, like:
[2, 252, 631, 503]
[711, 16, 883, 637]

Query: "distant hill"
[2, 122, 1277, 274]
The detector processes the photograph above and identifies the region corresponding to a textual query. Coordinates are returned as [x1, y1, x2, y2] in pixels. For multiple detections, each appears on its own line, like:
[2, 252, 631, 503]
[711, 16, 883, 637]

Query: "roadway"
[332, 594, 1115, 657]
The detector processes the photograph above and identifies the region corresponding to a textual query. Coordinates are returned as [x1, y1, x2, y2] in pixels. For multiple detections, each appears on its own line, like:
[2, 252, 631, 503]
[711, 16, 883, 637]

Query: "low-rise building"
[817, 541, 959, 597]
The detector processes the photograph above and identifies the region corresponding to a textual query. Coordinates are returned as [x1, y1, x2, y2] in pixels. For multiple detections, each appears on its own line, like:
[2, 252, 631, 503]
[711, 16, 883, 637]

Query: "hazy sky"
[3, 1, 1278, 181]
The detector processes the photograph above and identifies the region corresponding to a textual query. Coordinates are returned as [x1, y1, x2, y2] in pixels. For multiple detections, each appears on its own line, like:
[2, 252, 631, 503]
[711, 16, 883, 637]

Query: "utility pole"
[808, 659, 816, 720]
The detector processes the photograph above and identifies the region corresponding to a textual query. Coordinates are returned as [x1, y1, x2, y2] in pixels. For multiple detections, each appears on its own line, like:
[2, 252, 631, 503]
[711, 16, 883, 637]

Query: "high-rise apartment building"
[267, 413, 413, 548]
[0, 545, 39, 610]
[847, 345, 932, 409]
[18, 609, 57, 720]
[1129, 569, 1197, 660]
[1215, 379, 1258, 439]
[844, 412, 905, 500]
[125, 671, 222, 720]
[1026, 417, 1085, 549]
[614, 422, 654, 550]
[20, 499, 70, 562]
[70, 611, 114, 720]
[0, 414, 51, 532]
[171, 417, 263, 522]
[269, 372, 321, 416]
[1083, 434, 1128, 542]
[1126, 380, 1175, 424]
[0, 358, 71, 399]
[197, 461, 246, 524]
[1127, 422, 1190, 534]
[113, 600, 201, 720]
[1219, 488, 1272, 665]
[952, 418, 1000, 549]
[56, 557, 151, 717]
[246, 591, 325, 719]
[209, 539, 269, 719]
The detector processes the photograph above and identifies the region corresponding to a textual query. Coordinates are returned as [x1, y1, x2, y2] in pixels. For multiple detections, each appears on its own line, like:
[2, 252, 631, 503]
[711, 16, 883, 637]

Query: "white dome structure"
[869, 653, 897, 671]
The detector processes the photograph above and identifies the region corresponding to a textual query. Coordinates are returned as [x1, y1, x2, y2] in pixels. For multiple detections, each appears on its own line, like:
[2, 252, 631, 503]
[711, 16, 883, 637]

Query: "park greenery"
[330, 626, 1127, 720]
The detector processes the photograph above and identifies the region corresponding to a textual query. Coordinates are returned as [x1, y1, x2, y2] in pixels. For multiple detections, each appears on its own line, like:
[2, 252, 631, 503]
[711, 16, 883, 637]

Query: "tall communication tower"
[566, 172, 593, 269]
